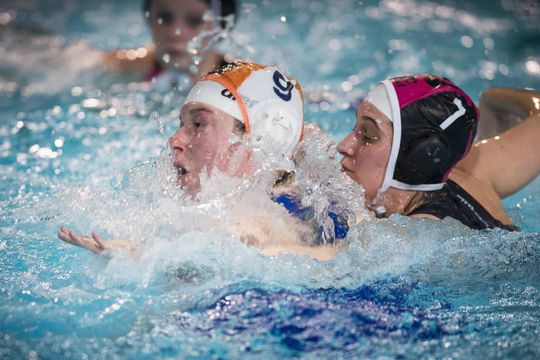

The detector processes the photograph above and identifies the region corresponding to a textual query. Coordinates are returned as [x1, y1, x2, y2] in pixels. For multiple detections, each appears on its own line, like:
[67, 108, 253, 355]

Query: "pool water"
[1, 0, 540, 358]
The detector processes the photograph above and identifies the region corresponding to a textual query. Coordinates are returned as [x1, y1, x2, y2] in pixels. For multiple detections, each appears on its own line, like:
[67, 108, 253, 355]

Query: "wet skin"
[168, 102, 251, 194]
[337, 100, 393, 202]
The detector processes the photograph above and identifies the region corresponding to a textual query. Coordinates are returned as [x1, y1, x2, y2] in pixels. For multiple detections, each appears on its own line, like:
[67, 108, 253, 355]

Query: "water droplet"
[151, 111, 164, 136]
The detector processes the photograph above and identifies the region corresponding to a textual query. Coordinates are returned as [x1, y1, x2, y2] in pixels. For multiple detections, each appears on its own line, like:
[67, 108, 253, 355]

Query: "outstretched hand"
[58, 225, 139, 256]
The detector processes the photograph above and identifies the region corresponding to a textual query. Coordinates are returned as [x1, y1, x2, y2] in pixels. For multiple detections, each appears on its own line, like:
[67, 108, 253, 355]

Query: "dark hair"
[233, 118, 246, 134]
[143, 0, 237, 29]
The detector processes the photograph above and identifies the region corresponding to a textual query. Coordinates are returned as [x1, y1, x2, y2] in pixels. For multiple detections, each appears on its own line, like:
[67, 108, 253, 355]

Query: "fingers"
[58, 225, 76, 245]
[58, 226, 120, 256]
[60, 225, 82, 241]
[58, 225, 101, 254]
[91, 232, 106, 250]
[67, 229, 83, 243]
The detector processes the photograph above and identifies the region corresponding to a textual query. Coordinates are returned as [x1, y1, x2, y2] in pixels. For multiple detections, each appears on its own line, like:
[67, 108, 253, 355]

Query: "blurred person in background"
[104, 0, 237, 91]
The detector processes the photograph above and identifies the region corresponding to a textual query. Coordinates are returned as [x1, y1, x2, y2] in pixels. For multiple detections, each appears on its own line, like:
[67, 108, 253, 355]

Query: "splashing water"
[188, 11, 236, 74]
[151, 111, 165, 137]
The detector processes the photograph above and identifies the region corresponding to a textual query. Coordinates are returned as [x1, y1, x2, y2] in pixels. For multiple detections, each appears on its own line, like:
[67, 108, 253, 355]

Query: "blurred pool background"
[1, 0, 539, 358]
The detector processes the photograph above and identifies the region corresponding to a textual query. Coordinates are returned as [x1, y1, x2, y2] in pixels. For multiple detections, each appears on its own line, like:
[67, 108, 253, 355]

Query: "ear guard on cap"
[249, 100, 303, 160]
[395, 131, 453, 185]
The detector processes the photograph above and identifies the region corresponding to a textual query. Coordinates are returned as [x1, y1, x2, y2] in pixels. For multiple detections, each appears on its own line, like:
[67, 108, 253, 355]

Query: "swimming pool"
[1, 0, 540, 358]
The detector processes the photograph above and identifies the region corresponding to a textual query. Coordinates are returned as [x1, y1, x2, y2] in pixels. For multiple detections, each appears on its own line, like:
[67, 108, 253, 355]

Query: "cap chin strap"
[365, 83, 393, 122]
[378, 79, 445, 193]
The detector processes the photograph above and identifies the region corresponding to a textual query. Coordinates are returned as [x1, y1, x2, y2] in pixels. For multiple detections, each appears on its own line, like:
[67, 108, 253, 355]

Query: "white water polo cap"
[182, 62, 304, 159]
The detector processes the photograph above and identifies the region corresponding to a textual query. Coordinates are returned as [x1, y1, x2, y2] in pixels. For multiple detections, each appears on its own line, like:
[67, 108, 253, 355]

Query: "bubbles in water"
[525, 58, 540, 75]
[460, 35, 474, 48]
[483, 37, 494, 50]
[162, 53, 170, 64]
[0, 10, 16, 25]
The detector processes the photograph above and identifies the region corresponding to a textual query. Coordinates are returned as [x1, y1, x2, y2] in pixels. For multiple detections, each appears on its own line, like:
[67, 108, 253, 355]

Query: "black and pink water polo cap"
[366, 74, 479, 192]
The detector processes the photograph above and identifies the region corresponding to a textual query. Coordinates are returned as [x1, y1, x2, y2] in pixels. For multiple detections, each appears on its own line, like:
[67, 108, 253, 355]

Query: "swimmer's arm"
[479, 87, 539, 120]
[455, 88, 540, 198]
[102, 45, 156, 72]
[258, 244, 348, 261]
[57, 225, 140, 256]
[236, 229, 347, 260]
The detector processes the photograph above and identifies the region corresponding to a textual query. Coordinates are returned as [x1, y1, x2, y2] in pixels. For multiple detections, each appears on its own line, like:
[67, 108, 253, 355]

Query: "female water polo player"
[338, 74, 540, 230]
[59, 62, 349, 260]
[104, 0, 236, 90]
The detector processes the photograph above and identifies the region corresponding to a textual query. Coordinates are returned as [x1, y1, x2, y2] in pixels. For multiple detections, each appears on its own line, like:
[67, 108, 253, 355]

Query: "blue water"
[1, 0, 540, 358]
